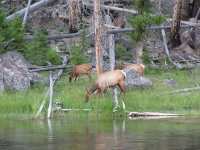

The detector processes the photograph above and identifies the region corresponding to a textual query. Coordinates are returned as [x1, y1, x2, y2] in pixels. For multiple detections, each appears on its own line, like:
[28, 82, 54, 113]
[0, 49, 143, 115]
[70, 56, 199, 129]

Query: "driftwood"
[6, 0, 56, 21]
[128, 112, 183, 118]
[54, 108, 91, 112]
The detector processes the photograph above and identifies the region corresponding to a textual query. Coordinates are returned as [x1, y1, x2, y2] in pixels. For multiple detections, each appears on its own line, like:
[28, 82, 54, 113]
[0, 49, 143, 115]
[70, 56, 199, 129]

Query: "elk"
[69, 64, 93, 82]
[123, 64, 145, 76]
[116, 63, 145, 76]
[85, 70, 126, 102]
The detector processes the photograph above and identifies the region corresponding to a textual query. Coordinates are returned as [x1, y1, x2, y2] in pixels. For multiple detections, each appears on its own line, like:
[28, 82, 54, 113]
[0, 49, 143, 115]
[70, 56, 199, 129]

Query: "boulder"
[123, 68, 153, 89]
[0, 51, 44, 91]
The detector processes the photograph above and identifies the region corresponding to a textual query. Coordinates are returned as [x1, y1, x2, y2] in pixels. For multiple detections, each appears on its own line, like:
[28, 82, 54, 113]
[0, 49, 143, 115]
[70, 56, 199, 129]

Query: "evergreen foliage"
[129, 13, 165, 41]
[23, 31, 61, 65]
[116, 43, 132, 60]
[0, 10, 61, 65]
[0, 10, 24, 53]
[70, 44, 88, 65]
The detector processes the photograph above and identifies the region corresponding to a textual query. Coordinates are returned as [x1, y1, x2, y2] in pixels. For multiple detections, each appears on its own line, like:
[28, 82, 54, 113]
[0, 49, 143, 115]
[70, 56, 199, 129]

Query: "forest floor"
[1, 68, 200, 118]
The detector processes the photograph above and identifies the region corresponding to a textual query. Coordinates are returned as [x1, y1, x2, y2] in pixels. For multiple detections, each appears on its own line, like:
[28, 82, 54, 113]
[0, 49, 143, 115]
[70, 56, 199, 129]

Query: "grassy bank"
[1, 68, 200, 117]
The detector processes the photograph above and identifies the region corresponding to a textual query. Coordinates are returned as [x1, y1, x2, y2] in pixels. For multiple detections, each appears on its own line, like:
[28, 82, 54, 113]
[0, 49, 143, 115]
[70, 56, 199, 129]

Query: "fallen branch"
[54, 108, 91, 112]
[108, 24, 194, 34]
[6, 0, 56, 21]
[29, 65, 72, 72]
[25, 32, 82, 41]
[161, 29, 182, 69]
[84, 2, 138, 15]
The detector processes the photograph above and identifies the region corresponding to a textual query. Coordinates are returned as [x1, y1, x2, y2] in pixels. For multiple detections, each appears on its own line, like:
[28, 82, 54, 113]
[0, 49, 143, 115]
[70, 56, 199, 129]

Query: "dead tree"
[94, 0, 103, 76]
[68, 0, 81, 33]
[170, 0, 182, 48]
[22, 0, 32, 26]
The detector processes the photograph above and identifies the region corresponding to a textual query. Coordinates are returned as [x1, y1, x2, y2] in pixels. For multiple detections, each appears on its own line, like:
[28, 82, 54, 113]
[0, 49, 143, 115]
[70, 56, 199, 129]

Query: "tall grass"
[1, 68, 200, 117]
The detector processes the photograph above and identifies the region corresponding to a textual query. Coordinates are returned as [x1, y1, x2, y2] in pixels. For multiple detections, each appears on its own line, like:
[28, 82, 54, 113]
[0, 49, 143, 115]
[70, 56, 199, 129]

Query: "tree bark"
[94, 0, 103, 76]
[170, 0, 182, 48]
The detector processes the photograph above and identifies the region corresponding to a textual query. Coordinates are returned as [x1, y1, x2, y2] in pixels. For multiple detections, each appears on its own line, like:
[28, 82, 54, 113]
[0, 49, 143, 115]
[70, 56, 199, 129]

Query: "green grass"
[1, 68, 200, 117]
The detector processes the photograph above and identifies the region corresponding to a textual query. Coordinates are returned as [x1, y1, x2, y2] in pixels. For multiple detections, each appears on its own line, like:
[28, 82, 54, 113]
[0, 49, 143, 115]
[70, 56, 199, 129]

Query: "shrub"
[23, 31, 61, 65]
[70, 44, 88, 65]
[0, 10, 24, 53]
[129, 13, 165, 41]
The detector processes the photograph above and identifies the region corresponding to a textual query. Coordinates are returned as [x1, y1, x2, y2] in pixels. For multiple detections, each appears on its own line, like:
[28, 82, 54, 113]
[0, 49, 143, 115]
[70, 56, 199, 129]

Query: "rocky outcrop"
[0, 51, 44, 91]
[124, 68, 153, 88]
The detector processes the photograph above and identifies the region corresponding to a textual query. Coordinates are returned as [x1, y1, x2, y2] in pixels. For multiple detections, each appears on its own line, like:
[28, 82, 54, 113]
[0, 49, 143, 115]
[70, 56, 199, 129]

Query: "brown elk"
[85, 70, 126, 102]
[116, 63, 145, 76]
[69, 64, 93, 82]
[123, 64, 145, 76]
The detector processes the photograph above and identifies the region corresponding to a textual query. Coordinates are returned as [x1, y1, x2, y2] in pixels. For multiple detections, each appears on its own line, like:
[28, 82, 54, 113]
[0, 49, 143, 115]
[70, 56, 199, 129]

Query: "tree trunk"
[68, 0, 80, 33]
[94, 0, 103, 76]
[170, 0, 182, 48]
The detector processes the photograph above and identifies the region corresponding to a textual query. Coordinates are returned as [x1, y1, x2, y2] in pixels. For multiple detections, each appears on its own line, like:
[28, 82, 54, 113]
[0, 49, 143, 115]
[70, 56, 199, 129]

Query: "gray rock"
[124, 68, 153, 88]
[163, 79, 177, 87]
[0, 51, 44, 91]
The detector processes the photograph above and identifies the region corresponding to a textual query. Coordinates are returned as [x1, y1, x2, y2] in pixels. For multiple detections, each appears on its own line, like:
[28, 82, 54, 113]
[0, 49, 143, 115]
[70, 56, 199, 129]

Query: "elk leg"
[118, 81, 126, 111]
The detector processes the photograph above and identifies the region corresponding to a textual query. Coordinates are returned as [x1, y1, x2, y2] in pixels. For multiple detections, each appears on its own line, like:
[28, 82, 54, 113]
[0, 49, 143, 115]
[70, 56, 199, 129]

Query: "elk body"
[116, 63, 145, 76]
[69, 64, 93, 82]
[123, 64, 145, 76]
[85, 70, 126, 102]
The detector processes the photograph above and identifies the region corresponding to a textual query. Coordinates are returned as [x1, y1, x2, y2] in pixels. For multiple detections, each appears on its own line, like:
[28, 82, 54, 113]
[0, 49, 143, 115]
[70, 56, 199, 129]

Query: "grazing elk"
[116, 63, 145, 76]
[123, 64, 145, 76]
[69, 64, 93, 82]
[85, 70, 126, 102]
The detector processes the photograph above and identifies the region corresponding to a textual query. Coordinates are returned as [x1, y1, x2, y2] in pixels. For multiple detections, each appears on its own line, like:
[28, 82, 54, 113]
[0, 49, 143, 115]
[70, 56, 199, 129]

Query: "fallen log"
[83, 2, 138, 15]
[108, 24, 194, 34]
[54, 108, 91, 112]
[6, 0, 56, 21]
[128, 112, 183, 118]
[25, 32, 82, 41]
[29, 65, 72, 72]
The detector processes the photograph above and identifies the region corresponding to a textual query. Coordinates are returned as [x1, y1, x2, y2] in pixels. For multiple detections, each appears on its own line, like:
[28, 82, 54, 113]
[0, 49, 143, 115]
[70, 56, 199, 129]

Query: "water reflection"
[0, 117, 199, 150]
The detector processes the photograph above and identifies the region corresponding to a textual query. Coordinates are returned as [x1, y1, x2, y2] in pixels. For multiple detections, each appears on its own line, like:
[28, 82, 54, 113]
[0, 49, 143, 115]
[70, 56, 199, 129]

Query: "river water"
[0, 116, 199, 150]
